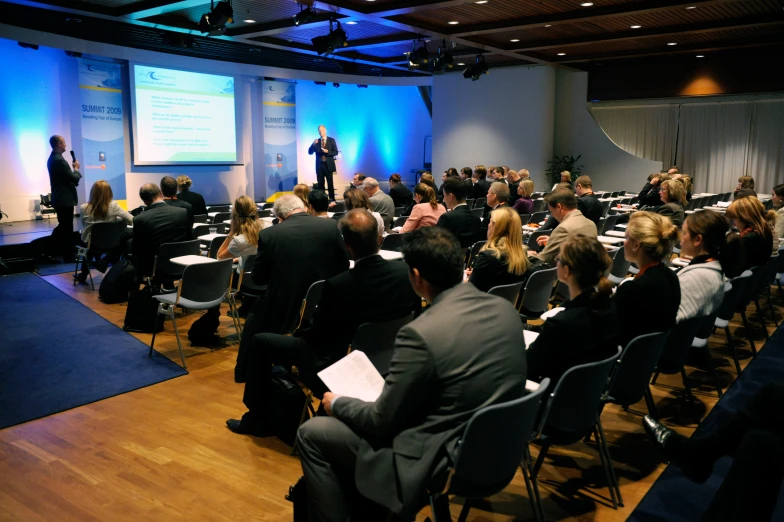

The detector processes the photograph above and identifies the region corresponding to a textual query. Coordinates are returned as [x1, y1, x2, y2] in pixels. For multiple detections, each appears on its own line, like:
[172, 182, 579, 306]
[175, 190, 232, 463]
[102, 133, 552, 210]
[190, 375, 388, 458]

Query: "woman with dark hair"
[771, 184, 784, 239]
[388, 173, 413, 208]
[342, 187, 384, 238]
[726, 196, 776, 269]
[734, 176, 757, 200]
[468, 207, 529, 293]
[395, 184, 445, 234]
[526, 234, 619, 387]
[176, 175, 208, 216]
[677, 211, 743, 322]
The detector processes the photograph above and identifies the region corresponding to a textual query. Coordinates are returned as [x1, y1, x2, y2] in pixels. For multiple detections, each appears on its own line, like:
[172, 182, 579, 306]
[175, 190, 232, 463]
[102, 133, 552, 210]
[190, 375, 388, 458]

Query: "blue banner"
[78, 59, 126, 203]
[262, 81, 297, 201]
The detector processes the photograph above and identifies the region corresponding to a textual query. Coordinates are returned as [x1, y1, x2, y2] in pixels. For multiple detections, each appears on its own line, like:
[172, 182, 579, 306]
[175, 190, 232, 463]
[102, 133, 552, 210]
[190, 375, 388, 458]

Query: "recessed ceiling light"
[667, 42, 678, 46]
[580, 2, 594, 6]
[475, 0, 489, 3]
[545, 24, 552, 27]
[557, 52, 566, 56]
[243, 19, 256, 23]
[448, 21, 459, 24]
[686, 5, 697, 9]
[346, 21, 358, 25]
[457, 62, 465, 66]
[510, 38, 520, 42]
[66, 17, 82, 23]
[696, 55, 705, 58]
[630, 25, 642, 29]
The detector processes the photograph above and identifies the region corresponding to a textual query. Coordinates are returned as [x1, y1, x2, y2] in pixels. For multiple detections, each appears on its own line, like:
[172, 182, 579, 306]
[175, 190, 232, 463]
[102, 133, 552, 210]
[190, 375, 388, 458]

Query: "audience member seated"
[531, 188, 597, 264]
[76, 180, 133, 282]
[307, 189, 330, 218]
[351, 172, 366, 188]
[734, 175, 757, 200]
[644, 383, 784, 522]
[175, 175, 208, 216]
[526, 234, 619, 387]
[574, 175, 604, 226]
[437, 177, 482, 249]
[392, 183, 445, 234]
[226, 209, 419, 436]
[506, 169, 521, 204]
[518, 169, 531, 181]
[234, 195, 349, 382]
[438, 168, 458, 200]
[656, 179, 686, 227]
[362, 177, 395, 230]
[468, 207, 529, 293]
[552, 170, 572, 191]
[471, 165, 492, 200]
[459, 167, 473, 193]
[388, 173, 413, 208]
[637, 173, 666, 208]
[419, 172, 439, 195]
[343, 188, 384, 239]
[679, 174, 693, 202]
[513, 179, 535, 215]
[293, 183, 311, 212]
[161, 176, 194, 239]
[131, 183, 189, 279]
[614, 211, 681, 347]
[772, 184, 784, 239]
[726, 196, 775, 270]
[676, 211, 742, 322]
[481, 182, 511, 231]
[297, 226, 527, 521]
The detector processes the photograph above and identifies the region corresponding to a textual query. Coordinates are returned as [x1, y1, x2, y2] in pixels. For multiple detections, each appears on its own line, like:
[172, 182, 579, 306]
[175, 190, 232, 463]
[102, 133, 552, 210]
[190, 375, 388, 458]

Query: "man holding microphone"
[47, 135, 82, 263]
[308, 125, 338, 202]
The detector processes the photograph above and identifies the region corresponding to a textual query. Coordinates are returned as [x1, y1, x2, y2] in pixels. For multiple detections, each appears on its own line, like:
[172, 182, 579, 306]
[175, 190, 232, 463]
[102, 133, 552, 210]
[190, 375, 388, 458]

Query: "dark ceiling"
[2, 0, 784, 78]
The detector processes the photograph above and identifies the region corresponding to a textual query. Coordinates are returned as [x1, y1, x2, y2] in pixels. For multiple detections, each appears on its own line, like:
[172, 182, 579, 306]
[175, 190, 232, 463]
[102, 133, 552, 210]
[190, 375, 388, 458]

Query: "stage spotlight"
[293, 6, 316, 26]
[312, 20, 348, 55]
[199, 0, 234, 35]
[18, 42, 39, 50]
[431, 48, 454, 73]
[409, 40, 430, 66]
[463, 54, 489, 81]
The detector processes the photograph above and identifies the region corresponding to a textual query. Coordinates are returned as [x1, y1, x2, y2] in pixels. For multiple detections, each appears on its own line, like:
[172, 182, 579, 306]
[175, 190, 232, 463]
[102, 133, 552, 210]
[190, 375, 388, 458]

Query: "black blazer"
[656, 202, 685, 227]
[734, 188, 757, 200]
[47, 152, 81, 207]
[740, 230, 772, 271]
[301, 255, 420, 369]
[248, 212, 349, 336]
[613, 262, 681, 348]
[638, 182, 663, 207]
[165, 199, 194, 239]
[472, 179, 492, 200]
[469, 250, 527, 293]
[177, 190, 208, 216]
[527, 291, 619, 387]
[308, 136, 338, 172]
[481, 202, 511, 231]
[577, 193, 604, 225]
[389, 183, 413, 208]
[437, 204, 482, 248]
[508, 181, 521, 205]
[131, 201, 189, 277]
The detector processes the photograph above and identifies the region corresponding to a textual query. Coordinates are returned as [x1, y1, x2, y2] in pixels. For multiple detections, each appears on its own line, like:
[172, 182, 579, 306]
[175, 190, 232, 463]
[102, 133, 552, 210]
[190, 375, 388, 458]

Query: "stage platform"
[0, 217, 80, 267]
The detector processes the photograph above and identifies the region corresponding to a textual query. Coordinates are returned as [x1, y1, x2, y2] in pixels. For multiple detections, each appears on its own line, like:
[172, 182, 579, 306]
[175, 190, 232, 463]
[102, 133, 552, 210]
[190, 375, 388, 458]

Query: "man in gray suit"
[531, 187, 598, 265]
[362, 176, 395, 230]
[297, 227, 527, 521]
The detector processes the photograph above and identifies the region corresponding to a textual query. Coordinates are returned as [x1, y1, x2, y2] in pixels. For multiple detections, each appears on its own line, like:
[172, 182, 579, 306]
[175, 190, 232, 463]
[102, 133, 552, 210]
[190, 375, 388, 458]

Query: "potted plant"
[546, 155, 584, 187]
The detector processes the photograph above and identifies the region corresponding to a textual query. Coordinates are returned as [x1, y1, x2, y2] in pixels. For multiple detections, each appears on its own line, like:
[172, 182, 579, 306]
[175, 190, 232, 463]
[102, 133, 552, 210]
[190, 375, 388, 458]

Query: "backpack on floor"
[268, 366, 308, 447]
[123, 285, 165, 333]
[285, 477, 309, 522]
[99, 259, 135, 304]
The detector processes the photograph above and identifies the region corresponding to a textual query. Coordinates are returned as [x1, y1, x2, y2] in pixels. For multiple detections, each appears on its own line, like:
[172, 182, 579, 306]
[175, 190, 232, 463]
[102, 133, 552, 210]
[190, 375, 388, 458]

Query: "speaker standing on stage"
[308, 125, 338, 201]
[48, 135, 82, 263]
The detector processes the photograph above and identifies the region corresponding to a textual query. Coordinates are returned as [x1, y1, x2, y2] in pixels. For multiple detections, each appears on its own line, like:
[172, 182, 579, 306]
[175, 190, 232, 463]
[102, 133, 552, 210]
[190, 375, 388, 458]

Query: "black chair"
[529, 211, 548, 224]
[258, 209, 273, 218]
[207, 235, 228, 259]
[473, 197, 487, 209]
[351, 313, 415, 375]
[532, 199, 547, 213]
[393, 216, 408, 228]
[212, 212, 232, 225]
[428, 379, 551, 522]
[488, 281, 525, 306]
[736, 267, 768, 345]
[518, 267, 558, 322]
[607, 246, 631, 285]
[531, 348, 624, 511]
[380, 233, 405, 252]
[259, 202, 274, 210]
[464, 240, 487, 269]
[518, 213, 531, 225]
[651, 316, 704, 422]
[601, 214, 620, 235]
[471, 208, 484, 219]
[290, 280, 326, 334]
[331, 201, 345, 212]
[394, 206, 405, 217]
[193, 224, 214, 239]
[689, 312, 729, 398]
[152, 239, 201, 285]
[73, 221, 128, 290]
[207, 205, 231, 213]
[466, 198, 475, 209]
[600, 199, 611, 217]
[712, 275, 750, 374]
[526, 229, 552, 249]
[193, 214, 208, 224]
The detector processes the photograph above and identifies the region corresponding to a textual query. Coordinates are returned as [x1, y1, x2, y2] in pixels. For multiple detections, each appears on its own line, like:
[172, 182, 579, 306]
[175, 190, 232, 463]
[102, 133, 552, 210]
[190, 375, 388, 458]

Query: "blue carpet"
[628, 324, 784, 521]
[0, 273, 187, 429]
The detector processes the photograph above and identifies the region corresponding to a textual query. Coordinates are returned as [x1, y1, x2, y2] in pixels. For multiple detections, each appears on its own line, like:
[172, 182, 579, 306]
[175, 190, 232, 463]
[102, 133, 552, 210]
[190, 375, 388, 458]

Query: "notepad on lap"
[317, 351, 385, 402]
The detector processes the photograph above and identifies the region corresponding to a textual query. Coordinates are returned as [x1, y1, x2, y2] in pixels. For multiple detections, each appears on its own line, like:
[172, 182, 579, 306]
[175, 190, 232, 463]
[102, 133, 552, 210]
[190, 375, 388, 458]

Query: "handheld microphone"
[69, 150, 76, 162]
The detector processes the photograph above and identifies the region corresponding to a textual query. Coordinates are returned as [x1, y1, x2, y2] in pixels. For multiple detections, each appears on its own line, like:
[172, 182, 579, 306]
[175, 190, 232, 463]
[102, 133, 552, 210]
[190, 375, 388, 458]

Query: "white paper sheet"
[317, 351, 385, 402]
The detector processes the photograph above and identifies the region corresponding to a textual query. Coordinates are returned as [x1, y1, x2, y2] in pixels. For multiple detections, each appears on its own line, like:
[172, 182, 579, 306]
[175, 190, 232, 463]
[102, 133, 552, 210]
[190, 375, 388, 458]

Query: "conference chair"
[193, 214, 208, 224]
[331, 201, 345, 212]
[258, 209, 273, 218]
[737, 267, 768, 345]
[207, 205, 231, 213]
[473, 197, 486, 209]
[607, 247, 631, 285]
[531, 348, 624, 511]
[289, 280, 325, 335]
[39, 192, 56, 218]
[260, 202, 274, 210]
[466, 198, 476, 209]
[532, 199, 547, 213]
[689, 312, 728, 397]
[529, 211, 548, 224]
[711, 278, 747, 374]
[381, 233, 405, 252]
[151, 239, 201, 288]
[207, 235, 228, 259]
[464, 240, 487, 269]
[526, 229, 552, 249]
[471, 208, 484, 219]
[394, 206, 404, 217]
[600, 200, 611, 217]
[757, 256, 779, 327]
[73, 221, 127, 290]
[427, 379, 551, 522]
[488, 281, 525, 306]
[228, 253, 267, 335]
[601, 214, 620, 235]
[193, 225, 214, 240]
[393, 216, 408, 228]
[350, 313, 415, 375]
[518, 267, 558, 323]
[148, 258, 234, 369]
[212, 212, 232, 225]
[610, 191, 620, 198]
[518, 213, 531, 226]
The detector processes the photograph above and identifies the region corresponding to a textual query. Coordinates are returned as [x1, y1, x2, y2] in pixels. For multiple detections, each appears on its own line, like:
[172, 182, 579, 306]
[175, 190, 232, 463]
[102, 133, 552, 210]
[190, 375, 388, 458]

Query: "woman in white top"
[676, 210, 743, 322]
[217, 195, 261, 273]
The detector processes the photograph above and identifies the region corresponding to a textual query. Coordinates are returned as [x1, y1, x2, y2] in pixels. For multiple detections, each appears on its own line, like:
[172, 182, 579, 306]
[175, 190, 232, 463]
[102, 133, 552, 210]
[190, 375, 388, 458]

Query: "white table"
[671, 257, 691, 267]
[197, 233, 225, 242]
[349, 250, 404, 269]
[170, 255, 217, 267]
[261, 217, 275, 226]
[193, 223, 217, 229]
[208, 212, 219, 218]
[604, 230, 625, 238]
[597, 235, 625, 245]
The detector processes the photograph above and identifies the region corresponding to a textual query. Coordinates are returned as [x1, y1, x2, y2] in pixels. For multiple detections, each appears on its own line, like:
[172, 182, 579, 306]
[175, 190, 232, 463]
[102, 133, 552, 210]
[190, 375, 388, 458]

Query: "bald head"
[139, 183, 163, 206]
[49, 135, 65, 152]
[339, 209, 380, 259]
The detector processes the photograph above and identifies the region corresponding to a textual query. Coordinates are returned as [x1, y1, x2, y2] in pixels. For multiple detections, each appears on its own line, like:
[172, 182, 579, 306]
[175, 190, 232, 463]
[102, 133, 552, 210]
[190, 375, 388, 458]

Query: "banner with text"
[262, 81, 297, 201]
[78, 59, 126, 202]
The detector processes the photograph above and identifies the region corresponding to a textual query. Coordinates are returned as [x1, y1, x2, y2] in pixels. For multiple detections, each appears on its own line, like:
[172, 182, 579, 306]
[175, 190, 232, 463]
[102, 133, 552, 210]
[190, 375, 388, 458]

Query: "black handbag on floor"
[286, 476, 309, 522]
[268, 366, 308, 447]
[99, 259, 135, 304]
[123, 285, 165, 333]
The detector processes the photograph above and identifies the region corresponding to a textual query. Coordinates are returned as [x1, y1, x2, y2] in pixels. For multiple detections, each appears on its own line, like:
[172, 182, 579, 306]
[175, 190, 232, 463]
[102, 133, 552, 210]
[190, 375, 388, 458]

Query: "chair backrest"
[331, 201, 345, 213]
[394, 206, 405, 217]
[610, 191, 620, 198]
[381, 233, 405, 252]
[352, 313, 415, 375]
[40, 193, 53, 208]
[601, 214, 620, 235]
[473, 197, 487, 209]
[465, 240, 487, 268]
[471, 208, 484, 218]
[212, 212, 232, 225]
[536, 348, 621, 438]
[258, 209, 273, 218]
[89, 221, 127, 251]
[519, 267, 558, 314]
[517, 213, 531, 225]
[238, 253, 265, 292]
[193, 224, 213, 238]
[451, 379, 551, 493]
[532, 199, 547, 213]
[153, 240, 202, 280]
[178, 259, 234, 306]
[529, 211, 548, 224]
[208, 235, 228, 259]
[394, 216, 408, 228]
[526, 229, 552, 248]
[293, 279, 326, 332]
[488, 281, 524, 305]
[708, 194, 720, 206]
[722, 192, 733, 202]
[600, 200, 611, 217]
[656, 316, 703, 373]
[606, 331, 669, 406]
[193, 214, 208, 224]
[259, 202, 274, 210]
[466, 198, 476, 208]
[608, 246, 631, 281]
[715, 278, 742, 321]
[737, 267, 763, 307]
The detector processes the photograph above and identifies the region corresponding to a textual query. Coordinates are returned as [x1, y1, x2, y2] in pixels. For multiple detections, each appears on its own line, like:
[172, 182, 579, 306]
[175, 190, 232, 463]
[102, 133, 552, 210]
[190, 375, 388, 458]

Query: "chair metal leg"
[740, 312, 758, 357]
[765, 288, 778, 326]
[526, 445, 546, 522]
[650, 371, 660, 385]
[87, 267, 94, 291]
[700, 346, 723, 398]
[680, 367, 700, 424]
[520, 446, 544, 522]
[753, 299, 769, 340]
[596, 419, 623, 508]
[644, 386, 658, 420]
[170, 312, 187, 369]
[724, 326, 742, 375]
[429, 494, 452, 522]
[291, 391, 314, 456]
[456, 499, 472, 522]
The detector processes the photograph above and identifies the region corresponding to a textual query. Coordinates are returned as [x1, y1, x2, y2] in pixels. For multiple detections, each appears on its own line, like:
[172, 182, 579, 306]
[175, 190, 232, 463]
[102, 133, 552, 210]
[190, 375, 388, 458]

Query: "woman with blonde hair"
[175, 175, 207, 215]
[395, 183, 445, 234]
[657, 179, 687, 226]
[293, 183, 311, 211]
[552, 171, 572, 191]
[614, 211, 682, 346]
[679, 175, 693, 202]
[726, 196, 776, 270]
[513, 179, 535, 215]
[468, 207, 529, 293]
[734, 176, 757, 199]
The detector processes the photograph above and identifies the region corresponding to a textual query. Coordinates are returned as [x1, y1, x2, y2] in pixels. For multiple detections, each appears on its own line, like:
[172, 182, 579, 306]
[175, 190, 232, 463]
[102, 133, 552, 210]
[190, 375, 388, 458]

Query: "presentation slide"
[130, 64, 239, 164]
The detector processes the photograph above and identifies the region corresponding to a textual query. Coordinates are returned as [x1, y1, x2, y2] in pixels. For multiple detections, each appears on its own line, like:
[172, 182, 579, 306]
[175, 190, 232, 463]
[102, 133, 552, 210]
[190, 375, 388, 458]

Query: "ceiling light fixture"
[293, 5, 317, 26]
[545, 24, 552, 27]
[198, 0, 234, 35]
[475, 0, 489, 3]
[667, 42, 677, 46]
[630, 24, 641, 29]
[346, 21, 358, 25]
[431, 44, 454, 74]
[456, 62, 465, 66]
[510, 38, 520, 42]
[243, 19, 255, 23]
[581, 2, 594, 6]
[448, 21, 459, 25]
[696, 55, 705, 58]
[557, 52, 566, 56]
[686, 5, 697, 8]
[463, 54, 489, 81]
[409, 40, 430, 66]
[311, 19, 349, 55]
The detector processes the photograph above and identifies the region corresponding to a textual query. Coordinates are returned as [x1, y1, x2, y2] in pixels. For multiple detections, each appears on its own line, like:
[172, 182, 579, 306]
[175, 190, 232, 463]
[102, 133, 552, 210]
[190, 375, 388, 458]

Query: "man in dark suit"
[308, 125, 339, 201]
[47, 135, 82, 262]
[574, 175, 605, 226]
[226, 209, 420, 435]
[234, 194, 349, 382]
[160, 176, 193, 239]
[131, 184, 189, 278]
[471, 165, 492, 201]
[459, 167, 473, 194]
[506, 169, 522, 205]
[297, 227, 528, 521]
[437, 177, 482, 248]
[481, 182, 511, 231]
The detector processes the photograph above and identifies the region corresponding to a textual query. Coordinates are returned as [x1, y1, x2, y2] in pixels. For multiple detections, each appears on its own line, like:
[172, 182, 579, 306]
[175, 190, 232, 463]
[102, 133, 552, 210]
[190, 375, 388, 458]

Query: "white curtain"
[746, 100, 784, 194]
[590, 104, 679, 166]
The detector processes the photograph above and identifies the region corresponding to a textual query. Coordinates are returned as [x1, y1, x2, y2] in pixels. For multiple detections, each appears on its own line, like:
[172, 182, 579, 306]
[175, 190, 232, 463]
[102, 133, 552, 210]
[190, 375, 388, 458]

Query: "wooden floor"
[0, 270, 778, 521]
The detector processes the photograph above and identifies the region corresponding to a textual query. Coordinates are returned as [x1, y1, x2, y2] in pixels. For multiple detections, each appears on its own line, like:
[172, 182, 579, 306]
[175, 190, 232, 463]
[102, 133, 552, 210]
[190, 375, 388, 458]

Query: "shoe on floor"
[642, 415, 711, 483]
[73, 271, 89, 284]
[226, 418, 273, 437]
